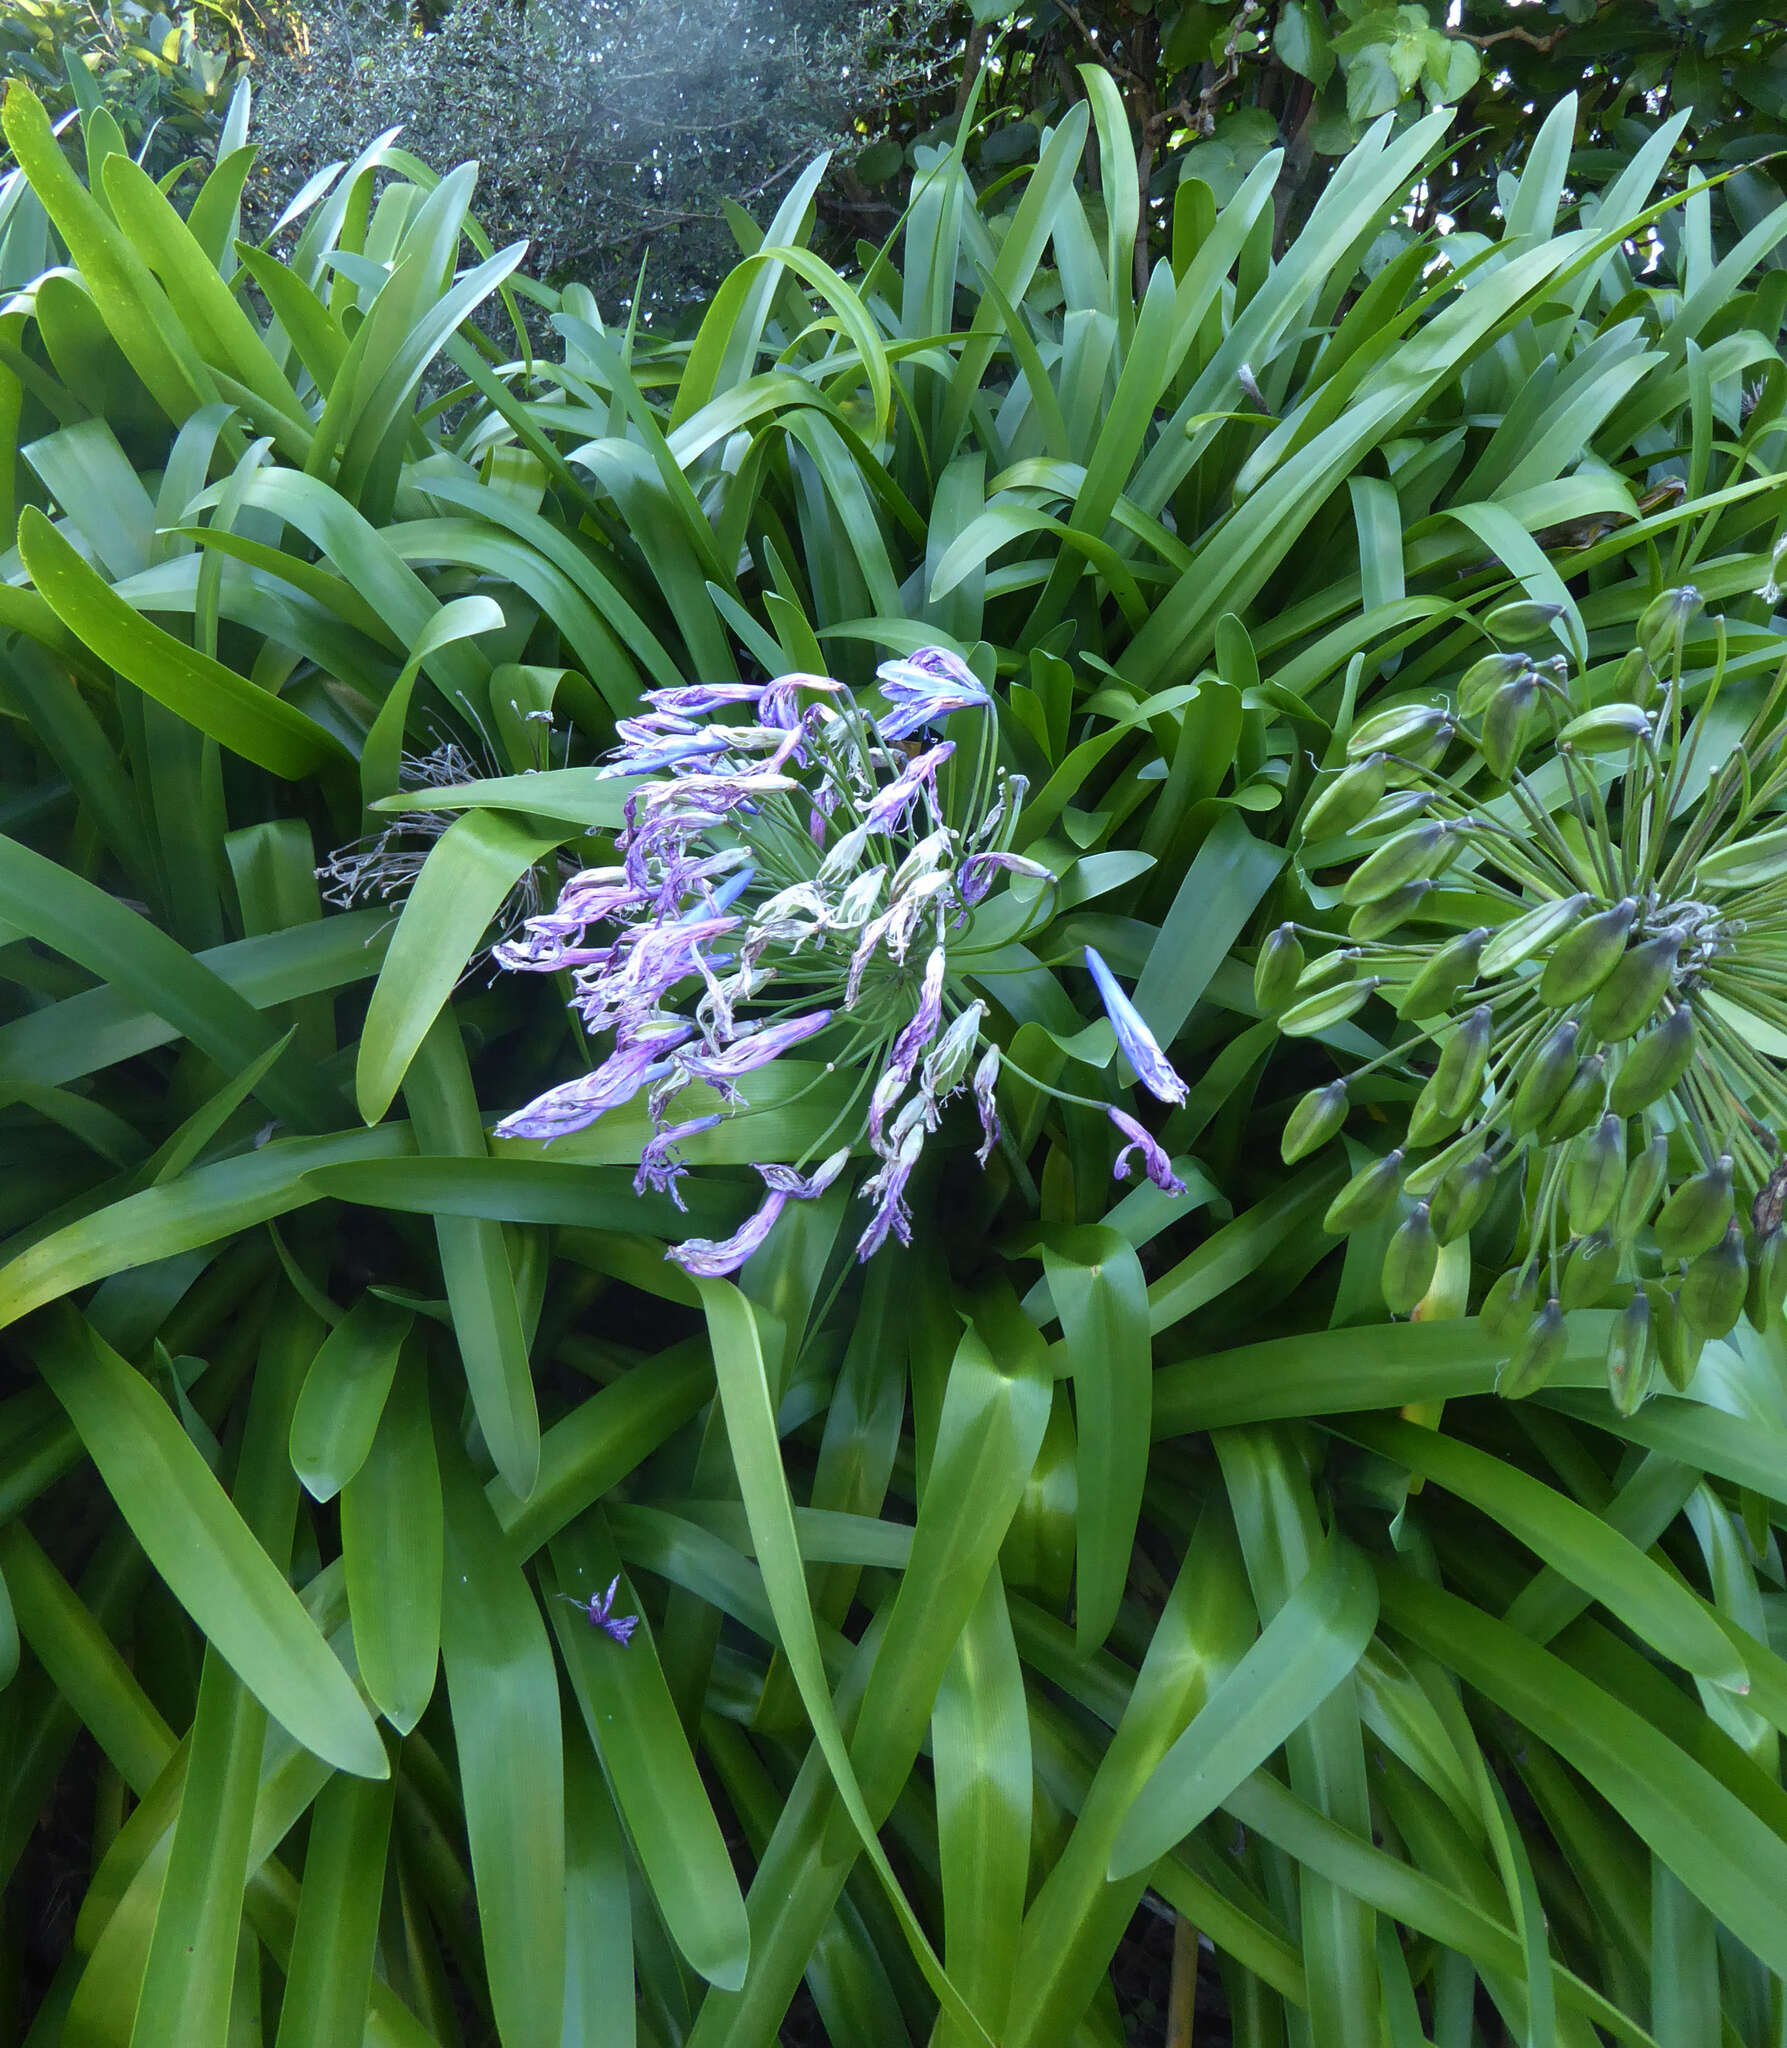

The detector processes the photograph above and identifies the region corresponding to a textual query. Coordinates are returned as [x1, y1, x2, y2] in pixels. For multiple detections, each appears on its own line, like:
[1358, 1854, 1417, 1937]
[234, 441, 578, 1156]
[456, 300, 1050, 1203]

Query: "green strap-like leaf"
[35, 1305, 387, 1779]
[355, 808, 565, 1125]
[1108, 1535, 1378, 1878]
[17, 508, 347, 779]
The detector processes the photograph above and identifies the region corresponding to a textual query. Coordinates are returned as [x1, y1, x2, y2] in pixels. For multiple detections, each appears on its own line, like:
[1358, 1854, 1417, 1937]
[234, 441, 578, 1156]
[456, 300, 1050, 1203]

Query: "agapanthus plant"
[1260, 589, 1787, 1410]
[492, 648, 1189, 1274]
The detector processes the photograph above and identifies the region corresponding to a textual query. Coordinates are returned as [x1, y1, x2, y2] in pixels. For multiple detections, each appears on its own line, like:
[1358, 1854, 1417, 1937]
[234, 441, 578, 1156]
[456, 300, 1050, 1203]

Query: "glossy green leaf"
[1040, 1226, 1150, 1655]
[289, 1295, 412, 1502]
[436, 1424, 566, 2048]
[340, 1351, 441, 1736]
[547, 1513, 750, 1990]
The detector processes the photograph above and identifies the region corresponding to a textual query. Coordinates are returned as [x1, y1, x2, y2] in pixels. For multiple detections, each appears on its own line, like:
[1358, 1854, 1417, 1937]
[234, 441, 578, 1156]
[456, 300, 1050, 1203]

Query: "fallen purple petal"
[1107, 1106, 1187, 1196]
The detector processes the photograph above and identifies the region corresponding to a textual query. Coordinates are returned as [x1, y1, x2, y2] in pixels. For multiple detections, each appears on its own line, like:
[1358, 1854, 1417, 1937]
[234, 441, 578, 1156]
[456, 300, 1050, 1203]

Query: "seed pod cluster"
[1271, 591, 1787, 1404]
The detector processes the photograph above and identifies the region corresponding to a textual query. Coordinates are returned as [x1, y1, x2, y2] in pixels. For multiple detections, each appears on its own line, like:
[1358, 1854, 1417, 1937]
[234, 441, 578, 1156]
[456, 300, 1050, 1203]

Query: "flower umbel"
[1268, 589, 1787, 1409]
[492, 650, 1189, 1273]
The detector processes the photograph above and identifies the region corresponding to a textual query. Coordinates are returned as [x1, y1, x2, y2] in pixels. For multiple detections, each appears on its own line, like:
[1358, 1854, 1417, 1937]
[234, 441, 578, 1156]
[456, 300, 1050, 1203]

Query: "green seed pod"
[1480, 1266, 1540, 1343]
[1537, 896, 1639, 1009]
[1382, 1203, 1440, 1316]
[1568, 1113, 1626, 1235]
[1407, 1069, 1466, 1150]
[1638, 585, 1702, 663]
[1480, 892, 1592, 978]
[1282, 1080, 1349, 1164]
[1654, 1155, 1735, 1262]
[1479, 671, 1539, 780]
[1484, 598, 1568, 643]
[1696, 825, 1787, 893]
[1253, 924, 1305, 1013]
[1608, 1001, 1696, 1116]
[1458, 652, 1531, 716]
[1540, 1053, 1607, 1142]
[1341, 822, 1455, 906]
[1293, 950, 1359, 998]
[1650, 1286, 1703, 1394]
[1403, 1127, 1484, 1200]
[1509, 1020, 1582, 1135]
[1323, 1148, 1406, 1234]
[1432, 1005, 1494, 1121]
[1560, 1232, 1620, 1310]
[1304, 754, 1390, 838]
[1556, 704, 1652, 754]
[1280, 976, 1384, 1038]
[1605, 1291, 1654, 1417]
[1614, 1132, 1671, 1242]
[1397, 927, 1489, 1020]
[1429, 1152, 1498, 1243]
[1499, 1298, 1568, 1400]
[1346, 704, 1452, 761]
[1680, 1221, 1747, 1338]
[1745, 1226, 1787, 1335]
[1612, 644, 1656, 711]
[1586, 928, 1682, 1042]
[1368, 790, 1437, 829]
[1347, 879, 1435, 943]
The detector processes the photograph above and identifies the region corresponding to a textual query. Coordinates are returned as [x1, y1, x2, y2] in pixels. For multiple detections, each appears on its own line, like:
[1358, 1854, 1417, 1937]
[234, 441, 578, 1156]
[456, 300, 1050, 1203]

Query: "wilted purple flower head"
[489, 652, 1188, 1275]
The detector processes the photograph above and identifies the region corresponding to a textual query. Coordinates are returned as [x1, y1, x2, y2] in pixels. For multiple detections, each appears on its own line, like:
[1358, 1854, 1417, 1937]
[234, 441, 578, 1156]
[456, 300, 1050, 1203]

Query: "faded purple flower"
[860, 740, 954, 834]
[875, 648, 992, 743]
[596, 732, 733, 778]
[855, 1123, 925, 1258]
[956, 850, 1053, 910]
[665, 1148, 852, 1275]
[761, 672, 844, 729]
[556, 1576, 639, 1644]
[1108, 1106, 1187, 1196]
[1083, 947, 1188, 1107]
[642, 682, 766, 716]
[674, 1008, 832, 1091]
[871, 947, 946, 1142]
[495, 1028, 692, 1141]
[635, 1113, 724, 1209]
[973, 1043, 1001, 1164]
[761, 1149, 850, 1200]
[667, 1189, 790, 1275]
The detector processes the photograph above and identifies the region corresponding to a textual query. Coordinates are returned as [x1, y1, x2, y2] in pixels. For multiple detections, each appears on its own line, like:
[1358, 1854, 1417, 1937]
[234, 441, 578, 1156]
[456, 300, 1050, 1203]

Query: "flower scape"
[1260, 588, 1787, 1411]
[492, 646, 1189, 1274]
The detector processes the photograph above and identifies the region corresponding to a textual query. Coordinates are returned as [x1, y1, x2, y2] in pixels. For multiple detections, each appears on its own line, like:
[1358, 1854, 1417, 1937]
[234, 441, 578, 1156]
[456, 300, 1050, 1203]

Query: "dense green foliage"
[939, 0, 1787, 258]
[0, 0, 244, 174]
[3, 62, 1787, 2048]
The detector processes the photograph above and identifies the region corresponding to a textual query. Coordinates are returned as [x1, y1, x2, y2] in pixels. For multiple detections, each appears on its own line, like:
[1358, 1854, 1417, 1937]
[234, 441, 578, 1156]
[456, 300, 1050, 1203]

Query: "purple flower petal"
[1083, 947, 1188, 1107]
[1107, 1106, 1187, 1196]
